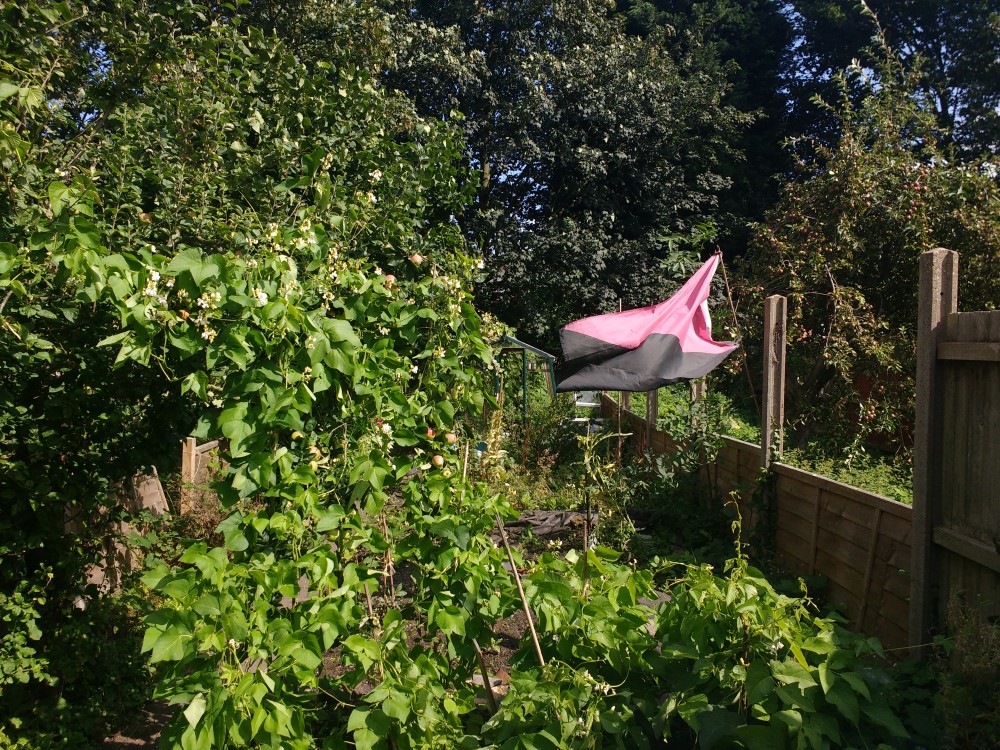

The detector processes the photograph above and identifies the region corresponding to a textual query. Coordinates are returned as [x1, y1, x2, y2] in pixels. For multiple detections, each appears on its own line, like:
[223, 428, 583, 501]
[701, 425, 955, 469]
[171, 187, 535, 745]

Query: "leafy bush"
[740, 26, 1000, 454]
[488, 536, 911, 750]
[2, 0, 493, 744]
[780, 445, 913, 504]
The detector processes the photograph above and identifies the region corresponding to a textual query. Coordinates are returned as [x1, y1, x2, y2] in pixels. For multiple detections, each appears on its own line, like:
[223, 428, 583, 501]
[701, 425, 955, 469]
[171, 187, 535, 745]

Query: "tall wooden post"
[761, 295, 787, 469]
[181, 437, 198, 514]
[645, 389, 659, 448]
[910, 249, 958, 649]
[690, 378, 706, 404]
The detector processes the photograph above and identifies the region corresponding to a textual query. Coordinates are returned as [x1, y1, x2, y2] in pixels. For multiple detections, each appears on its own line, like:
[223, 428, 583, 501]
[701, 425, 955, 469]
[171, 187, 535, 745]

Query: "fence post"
[761, 295, 787, 469]
[910, 248, 959, 650]
[689, 378, 706, 431]
[181, 436, 198, 514]
[645, 389, 658, 447]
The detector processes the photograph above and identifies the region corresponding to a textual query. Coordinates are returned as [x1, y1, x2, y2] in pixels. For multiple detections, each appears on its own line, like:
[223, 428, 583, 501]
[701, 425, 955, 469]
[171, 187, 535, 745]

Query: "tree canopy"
[390, 0, 749, 349]
[788, 0, 1000, 159]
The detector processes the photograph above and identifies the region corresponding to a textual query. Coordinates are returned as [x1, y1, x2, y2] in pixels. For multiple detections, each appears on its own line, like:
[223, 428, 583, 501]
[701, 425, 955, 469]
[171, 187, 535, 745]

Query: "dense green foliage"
[788, 0, 1000, 158]
[2, 0, 494, 743]
[1, 0, 997, 747]
[389, 0, 749, 349]
[740, 43, 1000, 454]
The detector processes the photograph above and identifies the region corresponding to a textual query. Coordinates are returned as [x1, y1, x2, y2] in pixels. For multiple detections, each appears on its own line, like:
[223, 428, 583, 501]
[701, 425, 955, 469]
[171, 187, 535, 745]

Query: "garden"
[3, 1, 1000, 749]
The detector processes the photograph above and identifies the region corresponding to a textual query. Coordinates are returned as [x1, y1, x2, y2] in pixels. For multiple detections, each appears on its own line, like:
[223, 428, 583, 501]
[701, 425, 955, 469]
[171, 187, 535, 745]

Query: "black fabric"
[555, 332, 731, 392]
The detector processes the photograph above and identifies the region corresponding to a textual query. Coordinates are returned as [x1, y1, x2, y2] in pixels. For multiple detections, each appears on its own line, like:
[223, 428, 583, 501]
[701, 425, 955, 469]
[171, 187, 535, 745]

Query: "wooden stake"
[180, 437, 198, 514]
[495, 514, 545, 667]
[457, 442, 470, 512]
[645, 389, 658, 449]
[472, 638, 499, 715]
[761, 295, 787, 469]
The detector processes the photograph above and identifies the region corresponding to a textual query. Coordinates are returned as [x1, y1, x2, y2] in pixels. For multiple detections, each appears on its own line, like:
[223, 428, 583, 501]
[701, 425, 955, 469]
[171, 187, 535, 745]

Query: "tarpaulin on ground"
[555, 254, 737, 392]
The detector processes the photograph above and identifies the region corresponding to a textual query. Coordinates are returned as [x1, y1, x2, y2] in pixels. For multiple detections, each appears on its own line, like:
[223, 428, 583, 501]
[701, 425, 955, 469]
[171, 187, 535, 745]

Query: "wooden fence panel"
[180, 437, 223, 514]
[603, 394, 913, 650]
[933, 312, 1000, 623]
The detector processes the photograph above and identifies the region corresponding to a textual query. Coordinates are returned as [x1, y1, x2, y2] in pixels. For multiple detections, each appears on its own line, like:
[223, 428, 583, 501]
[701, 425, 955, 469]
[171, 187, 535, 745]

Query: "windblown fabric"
[555, 255, 738, 392]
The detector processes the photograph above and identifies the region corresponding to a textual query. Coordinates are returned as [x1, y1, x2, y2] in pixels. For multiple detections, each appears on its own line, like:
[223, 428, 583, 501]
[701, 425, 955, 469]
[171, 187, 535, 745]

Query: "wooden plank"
[933, 526, 1000, 574]
[761, 295, 787, 468]
[857, 508, 884, 627]
[878, 513, 913, 545]
[874, 533, 911, 569]
[937, 341, 1000, 361]
[774, 491, 817, 525]
[772, 463, 911, 518]
[180, 436, 198, 515]
[819, 490, 905, 529]
[196, 439, 220, 454]
[814, 513, 884, 553]
[814, 530, 870, 577]
[973, 363, 1000, 535]
[875, 563, 912, 602]
[870, 611, 909, 651]
[777, 506, 817, 543]
[646, 389, 658, 447]
[912, 246, 960, 649]
[774, 540, 811, 572]
[939, 363, 968, 528]
[810, 486, 822, 575]
[946, 310, 1000, 342]
[776, 476, 824, 508]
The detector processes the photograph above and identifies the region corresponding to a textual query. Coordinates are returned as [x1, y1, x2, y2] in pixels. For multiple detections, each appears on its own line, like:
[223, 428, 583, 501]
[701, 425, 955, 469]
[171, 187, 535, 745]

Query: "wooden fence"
[911, 249, 1000, 647]
[180, 437, 222, 514]
[604, 398, 913, 650]
[605, 249, 1000, 653]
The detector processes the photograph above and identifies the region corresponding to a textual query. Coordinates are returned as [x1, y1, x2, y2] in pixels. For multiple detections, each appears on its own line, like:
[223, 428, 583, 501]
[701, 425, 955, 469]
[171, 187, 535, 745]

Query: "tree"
[741, 43, 1000, 453]
[787, 0, 1000, 159]
[390, 0, 749, 349]
[617, 0, 796, 253]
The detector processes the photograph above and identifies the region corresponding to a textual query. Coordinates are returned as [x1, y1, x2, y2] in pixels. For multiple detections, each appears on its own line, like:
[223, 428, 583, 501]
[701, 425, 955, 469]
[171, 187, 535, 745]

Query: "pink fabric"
[562, 255, 735, 355]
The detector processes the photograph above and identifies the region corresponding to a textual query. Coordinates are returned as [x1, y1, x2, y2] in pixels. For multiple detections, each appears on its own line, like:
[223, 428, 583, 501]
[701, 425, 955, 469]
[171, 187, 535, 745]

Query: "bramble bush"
[740, 22, 1000, 455]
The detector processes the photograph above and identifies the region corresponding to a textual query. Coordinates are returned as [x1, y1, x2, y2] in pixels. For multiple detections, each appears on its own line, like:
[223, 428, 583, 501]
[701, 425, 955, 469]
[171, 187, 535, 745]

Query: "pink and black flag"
[555, 255, 737, 392]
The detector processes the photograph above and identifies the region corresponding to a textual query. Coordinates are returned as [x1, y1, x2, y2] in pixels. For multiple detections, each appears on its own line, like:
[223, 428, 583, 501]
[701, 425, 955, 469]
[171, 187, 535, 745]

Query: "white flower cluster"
[142, 269, 178, 320]
[197, 291, 222, 310]
[207, 381, 224, 408]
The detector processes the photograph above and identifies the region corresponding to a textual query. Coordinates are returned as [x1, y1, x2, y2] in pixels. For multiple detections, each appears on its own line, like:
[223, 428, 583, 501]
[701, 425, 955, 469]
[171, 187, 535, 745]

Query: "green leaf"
[817, 662, 835, 694]
[381, 690, 411, 722]
[97, 331, 130, 350]
[184, 694, 207, 727]
[344, 635, 379, 671]
[434, 605, 467, 636]
[825, 682, 859, 725]
[734, 725, 786, 750]
[771, 660, 818, 690]
[745, 659, 774, 706]
[861, 704, 908, 738]
[150, 627, 190, 662]
[48, 181, 70, 217]
[0, 81, 20, 101]
[217, 513, 249, 552]
[772, 709, 803, 732]
[696, 707, 745, 750]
